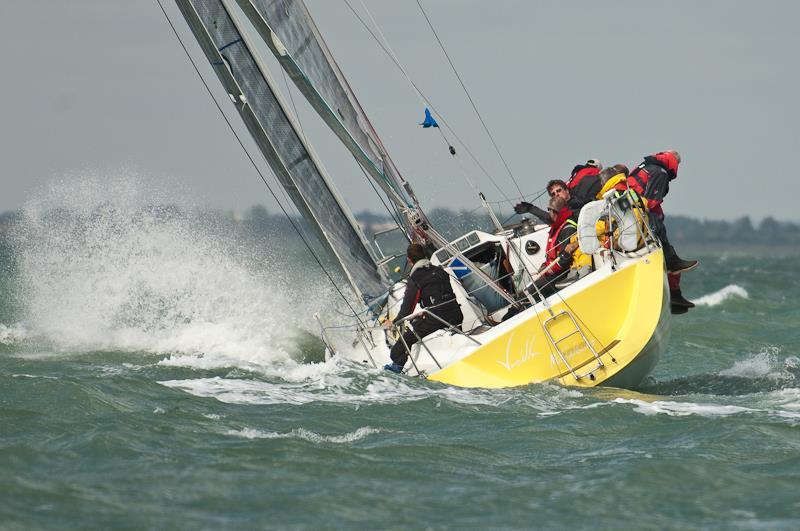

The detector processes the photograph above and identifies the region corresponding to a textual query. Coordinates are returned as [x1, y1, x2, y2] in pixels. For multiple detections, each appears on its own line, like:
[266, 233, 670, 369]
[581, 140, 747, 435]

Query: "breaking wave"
[613, 398, 753, 417]
[9, 173, 337, 365]
[640, 349, 800, 397]
[693, 284, 749, 307]
[719, 349, 797, 381]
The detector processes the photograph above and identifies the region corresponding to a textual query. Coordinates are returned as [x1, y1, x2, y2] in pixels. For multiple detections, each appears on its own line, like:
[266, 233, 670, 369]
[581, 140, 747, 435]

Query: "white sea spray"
[11, 172, 339, 367]
[0, 323, 27, 345]
[719, 347, 793, 381]
[693, 284, 749, 307]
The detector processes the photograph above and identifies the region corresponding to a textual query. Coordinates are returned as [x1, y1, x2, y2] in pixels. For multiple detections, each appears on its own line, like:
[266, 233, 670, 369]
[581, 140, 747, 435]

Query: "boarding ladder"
[542, 310, 604, 381]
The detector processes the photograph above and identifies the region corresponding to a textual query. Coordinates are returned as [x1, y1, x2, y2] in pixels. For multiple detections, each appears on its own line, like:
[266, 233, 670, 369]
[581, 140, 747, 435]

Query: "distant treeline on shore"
[1, 206, 798, 246]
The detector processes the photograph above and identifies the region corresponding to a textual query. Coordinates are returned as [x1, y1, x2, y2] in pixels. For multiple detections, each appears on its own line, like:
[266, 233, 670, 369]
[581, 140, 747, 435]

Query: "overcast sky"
[2, 1, 798, 221]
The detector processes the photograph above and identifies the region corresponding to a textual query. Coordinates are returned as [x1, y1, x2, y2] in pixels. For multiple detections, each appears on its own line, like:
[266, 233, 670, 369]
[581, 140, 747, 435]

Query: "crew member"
[383, 243, 463, 373]
[527, 195, 579, 301]
[514, 179, 571, 224]
[596, 164, 630, 196]
[566, 158, 603, 210]
[593, 164, 650, 250]
[620, 150, 697, 311]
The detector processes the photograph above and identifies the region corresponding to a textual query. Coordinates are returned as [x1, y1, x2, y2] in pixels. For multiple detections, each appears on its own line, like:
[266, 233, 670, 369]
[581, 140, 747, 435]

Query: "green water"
[2, 217, 800, 529]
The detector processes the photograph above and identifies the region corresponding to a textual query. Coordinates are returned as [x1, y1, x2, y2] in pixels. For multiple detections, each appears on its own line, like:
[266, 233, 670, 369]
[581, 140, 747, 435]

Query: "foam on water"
[718, 348, 794, 380]
[11, 173, 337, 366]
[159, 372, 500, 406]
[693, 284, 749, 306]
[613, 397, 754, 417]
[159, 357, 582, 413]
[225, 426, 381, 444]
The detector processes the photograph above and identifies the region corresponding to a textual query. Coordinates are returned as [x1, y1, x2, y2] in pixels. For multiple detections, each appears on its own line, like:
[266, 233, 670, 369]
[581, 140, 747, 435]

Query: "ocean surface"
[2, 183, 799, 529]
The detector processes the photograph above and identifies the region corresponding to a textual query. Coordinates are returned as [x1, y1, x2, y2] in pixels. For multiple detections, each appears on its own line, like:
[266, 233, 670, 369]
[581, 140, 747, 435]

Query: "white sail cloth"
[175, 0, 390, 304]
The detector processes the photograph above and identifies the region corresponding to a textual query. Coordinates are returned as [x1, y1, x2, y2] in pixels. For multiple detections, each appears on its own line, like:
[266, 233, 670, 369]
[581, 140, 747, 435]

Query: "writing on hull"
[496, 332, 540, 371]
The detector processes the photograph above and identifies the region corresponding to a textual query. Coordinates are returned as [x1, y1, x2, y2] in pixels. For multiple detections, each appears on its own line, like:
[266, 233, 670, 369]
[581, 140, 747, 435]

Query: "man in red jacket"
[526, 195, 578, 301]
[625, 150, 697, 311]
[566, 158, 603, 210]
[514, 179, 571, 225]
[513, 159, 602, 221]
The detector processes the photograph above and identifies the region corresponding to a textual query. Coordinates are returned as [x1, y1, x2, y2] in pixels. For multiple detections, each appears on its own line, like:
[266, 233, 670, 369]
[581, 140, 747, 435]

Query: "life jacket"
[626, 151, 679, 194]
[604, 174, 643, 209]
[597, 173, 626, 199]
[627, 166, 649, 197]
[408, 264, 459, 315]
[569, 232, 592, 270]
[545, 208, 577, 273]
[653, 151, 679, 179]
[599, 175, 650, 250]
[567, 165, 601, 192]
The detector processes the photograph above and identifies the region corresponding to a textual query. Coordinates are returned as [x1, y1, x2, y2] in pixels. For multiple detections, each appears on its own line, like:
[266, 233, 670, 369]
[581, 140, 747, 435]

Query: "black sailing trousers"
[389, 309, 463, 367]
[648, 210, 678, 263]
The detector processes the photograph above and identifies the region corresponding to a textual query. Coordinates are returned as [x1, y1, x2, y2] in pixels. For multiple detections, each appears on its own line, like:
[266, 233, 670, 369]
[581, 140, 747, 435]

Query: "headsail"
[233, 0, 423, 234]
[174, 0, 390, 304]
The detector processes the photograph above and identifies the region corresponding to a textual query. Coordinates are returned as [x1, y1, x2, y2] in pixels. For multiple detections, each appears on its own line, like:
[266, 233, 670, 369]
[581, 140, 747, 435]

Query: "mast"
[174, 0, 390, 305]
[232, 0, 427, 238]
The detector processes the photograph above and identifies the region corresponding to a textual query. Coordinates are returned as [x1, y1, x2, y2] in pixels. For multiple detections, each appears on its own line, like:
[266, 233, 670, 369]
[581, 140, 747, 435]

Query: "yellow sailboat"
[170, 0, 673, 390]
[321, 200, 671, 390]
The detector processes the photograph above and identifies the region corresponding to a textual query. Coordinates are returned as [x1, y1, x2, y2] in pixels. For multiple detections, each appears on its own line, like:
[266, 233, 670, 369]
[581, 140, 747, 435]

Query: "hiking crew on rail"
[617, 151, 698, 311]
[515, 153, 699, 314]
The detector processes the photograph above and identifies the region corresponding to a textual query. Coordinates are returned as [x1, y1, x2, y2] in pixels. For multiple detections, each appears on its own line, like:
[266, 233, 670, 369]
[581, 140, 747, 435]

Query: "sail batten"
[175, 0, 390, 305]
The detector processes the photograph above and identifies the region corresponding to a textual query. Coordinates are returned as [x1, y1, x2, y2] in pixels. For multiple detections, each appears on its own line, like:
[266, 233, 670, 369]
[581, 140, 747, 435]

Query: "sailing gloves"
[515, 202, 551, 224]
[514, 201, 534, 214]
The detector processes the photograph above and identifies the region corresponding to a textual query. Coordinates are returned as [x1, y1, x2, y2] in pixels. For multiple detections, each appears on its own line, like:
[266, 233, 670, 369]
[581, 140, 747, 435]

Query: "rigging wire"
[487, 188, 548, 206]
[353, 0, 486, 201]
[341, 0, 514, 204]
[154, 0, 368, 327]
[354, 160, 409, 240]
[414, 0, 525, 199]
[278, 66, 408, 247]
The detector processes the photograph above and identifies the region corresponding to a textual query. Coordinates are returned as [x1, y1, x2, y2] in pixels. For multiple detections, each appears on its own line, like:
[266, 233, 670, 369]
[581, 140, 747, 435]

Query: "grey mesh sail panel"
[175, 0, 389, 304]
[236, 0, 419, 218]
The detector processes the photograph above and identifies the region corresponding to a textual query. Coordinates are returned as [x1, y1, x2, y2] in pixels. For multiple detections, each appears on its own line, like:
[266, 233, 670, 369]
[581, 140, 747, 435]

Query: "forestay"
[175, 0, 390, 305]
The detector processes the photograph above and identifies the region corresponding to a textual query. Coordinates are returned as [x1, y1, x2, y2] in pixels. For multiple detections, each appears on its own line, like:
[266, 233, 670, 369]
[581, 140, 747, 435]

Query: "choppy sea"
[2, 179, 799, 529]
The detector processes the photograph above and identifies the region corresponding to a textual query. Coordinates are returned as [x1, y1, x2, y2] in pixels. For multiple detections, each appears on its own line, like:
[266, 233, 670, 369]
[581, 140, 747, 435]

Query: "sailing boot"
[665, 246, 699, 274]
[667, 257, 699, 274]
[383, 362, 404, 373]
[670, 288, 695, 309]
[671, 304, 689, 315]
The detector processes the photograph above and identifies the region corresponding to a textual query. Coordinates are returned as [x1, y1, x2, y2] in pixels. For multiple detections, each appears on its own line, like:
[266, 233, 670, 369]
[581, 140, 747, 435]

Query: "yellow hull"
[427, 249, 670, 389]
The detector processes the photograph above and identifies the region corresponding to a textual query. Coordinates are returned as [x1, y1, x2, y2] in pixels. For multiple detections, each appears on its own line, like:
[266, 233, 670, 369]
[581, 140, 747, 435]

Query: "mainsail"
[174, 0, 390, 304]
[233, 0, 422, 232]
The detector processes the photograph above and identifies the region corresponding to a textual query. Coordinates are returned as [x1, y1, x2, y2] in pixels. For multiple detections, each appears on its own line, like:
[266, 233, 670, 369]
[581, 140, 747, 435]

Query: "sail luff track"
[174, 0, 390, 305]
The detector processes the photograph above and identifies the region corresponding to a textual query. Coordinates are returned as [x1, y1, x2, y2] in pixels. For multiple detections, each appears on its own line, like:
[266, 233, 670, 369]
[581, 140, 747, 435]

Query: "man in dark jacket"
[623, 150, 697, 311]
[566, 158, 603, 210]
[383, 244, 463, 373]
